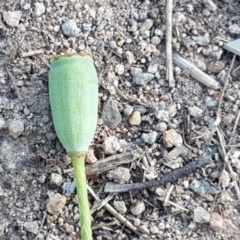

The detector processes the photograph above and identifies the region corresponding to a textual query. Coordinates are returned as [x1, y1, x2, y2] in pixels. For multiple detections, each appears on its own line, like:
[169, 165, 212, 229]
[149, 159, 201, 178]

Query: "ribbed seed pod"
[49, 53, 98, 153]
[49, 53, 98, 240]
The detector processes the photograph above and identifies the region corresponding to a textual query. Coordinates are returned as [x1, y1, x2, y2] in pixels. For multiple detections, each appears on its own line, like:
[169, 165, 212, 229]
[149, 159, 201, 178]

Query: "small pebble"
[113, 201, 127, 214]
[173, 12, 187, 25]
[61, 20, 80, 37]
[133, 73, 154, 86]
[131, 202, 145, 216]
[102, 99, 122, 129]
[207, 61, 225, 73]
[155, 122, 167, 132]
[129, 111, 141, 125]
[209, 212, 224, 231]
[134, 218, 141, 227]
[150, 225, 159, 235]
[125, 51, 135, 65]
[50, 173, 63, 186]
[228, 24, 240, 35]
[203, 0, 217, 11]
[123, 105, 133, 117]
[156, 110, 169, 122]
[85, 148, 97, 163]
[188, 106, 203, 117]
[194, 206, 211, 223]
[64, 223, 74, 234]
[145, 43, 157, 52]
[139, 19, 153, 35]
[141, 131, 158, 145]
[47, 193, 66, 215]
[148, 64, 158, 74]
[130, 67, 142, 76]
[62, 181, 76, 195]
[102, 136, 120, 154]
[107, 167, 131, 183]
[33, 2, 45, 17]
[163, 129, 183, 148]
[202, 8, 210, 16]
[24, 221, 39, 235]
[0, 118, 6, 130]
[3, 11, 22, 27]
[139, 225, 149, 234]
[9, 119, 24, 138]
[115, 64, 124, 75]
[193, 34, 210, 46]
[151, 36, 161, 45]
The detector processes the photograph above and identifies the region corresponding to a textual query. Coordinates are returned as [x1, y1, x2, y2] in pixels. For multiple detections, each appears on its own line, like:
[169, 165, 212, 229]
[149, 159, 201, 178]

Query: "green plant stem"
[71, 153, 92, 240]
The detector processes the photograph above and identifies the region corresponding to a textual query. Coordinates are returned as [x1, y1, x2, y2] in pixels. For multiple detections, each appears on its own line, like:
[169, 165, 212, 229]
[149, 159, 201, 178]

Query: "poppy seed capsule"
[49, 54, 98, 154]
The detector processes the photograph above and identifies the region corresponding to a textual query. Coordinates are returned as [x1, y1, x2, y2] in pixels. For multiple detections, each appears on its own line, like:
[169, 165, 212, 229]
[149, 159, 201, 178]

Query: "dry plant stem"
[217, 54, 236, 115]
[71, 155, 92, 240]
[104, 156, 212, 193]
[35, 210, 47, 240]
[173, 54, 220, 89]
[166, 0, 174, 87]
[21, 49, 44, 57]
[87, 185, 142, 237]
[217, 127, 240, 200]
[208, 54, 236, 145]
[228, 110, 240, 146]
[86, 150, 142, 176]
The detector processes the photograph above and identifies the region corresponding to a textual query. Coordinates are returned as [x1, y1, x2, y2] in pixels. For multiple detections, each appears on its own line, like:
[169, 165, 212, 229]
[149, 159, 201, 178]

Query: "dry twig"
[217, 127, 240, 200]
[87, 185, 142, 236]
[228, 110, 240, 146]
[166, 0, 174, 87]
[104, 155, 212, 193]
[21, 49, 44, 57]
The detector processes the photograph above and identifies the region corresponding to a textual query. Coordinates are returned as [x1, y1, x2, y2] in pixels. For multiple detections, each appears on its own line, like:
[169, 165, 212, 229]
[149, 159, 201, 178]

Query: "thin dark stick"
[104, 156, 213, 193]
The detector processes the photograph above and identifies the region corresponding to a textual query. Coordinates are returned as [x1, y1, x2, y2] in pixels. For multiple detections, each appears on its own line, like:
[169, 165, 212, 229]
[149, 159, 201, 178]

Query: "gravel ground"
[0, 0, 240, 239]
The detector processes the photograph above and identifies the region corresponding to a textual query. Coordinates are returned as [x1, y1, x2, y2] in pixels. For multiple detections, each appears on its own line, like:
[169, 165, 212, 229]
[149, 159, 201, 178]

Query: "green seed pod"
[49, 53, 98, 154]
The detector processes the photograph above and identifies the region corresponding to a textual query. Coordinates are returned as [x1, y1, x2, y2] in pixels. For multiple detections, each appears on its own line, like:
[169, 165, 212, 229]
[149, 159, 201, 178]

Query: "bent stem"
[71, 153, 92, 240]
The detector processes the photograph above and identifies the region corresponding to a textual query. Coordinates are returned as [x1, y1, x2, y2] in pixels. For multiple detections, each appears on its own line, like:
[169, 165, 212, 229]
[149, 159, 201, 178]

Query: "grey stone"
[194, 206, 211, 223]
[131, 202, 145, 215]
[173, 12, 187, 25]
[102, 99, 122, 129]
[62, 181, 76, 195]
[155, 122, 167, 132]
[202, 8, 211, 16]
[33, 2, 45, 17]
[193, 34, 210, 46]
[9, 119, 24, 138]
[203, 0, 217, 11]
[156, 110, 169, 122]
[151, 36, 161, 45]
[139, 19, 153, 35]
[50, 173, 63, 186]
[24, 221, 39, 235]
[139, 225, 149, 234]
[228, 24, 240, 35]
[123, 105, 133, 117]
[133, 73, 154, 85]
[61, 20, 80, 37]
[3, 11, 22, 27]
[141, 131, 158, 144]
[113, 201, 127, 214]
[102, 136, 120, 154]
[82, 23, 92, 32]
[188, 106, 203, 117]
[0, 118, 6, 130]
[107, 167, 131, 183]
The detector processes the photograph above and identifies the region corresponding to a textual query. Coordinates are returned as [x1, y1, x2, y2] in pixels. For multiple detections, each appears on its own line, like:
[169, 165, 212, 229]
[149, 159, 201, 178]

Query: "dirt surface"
[0, 0, 240, 239]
